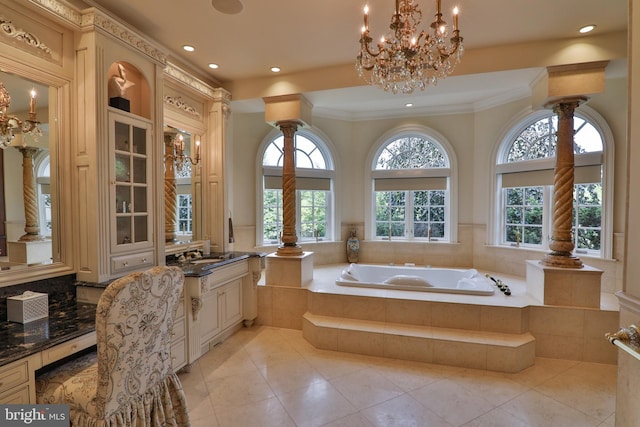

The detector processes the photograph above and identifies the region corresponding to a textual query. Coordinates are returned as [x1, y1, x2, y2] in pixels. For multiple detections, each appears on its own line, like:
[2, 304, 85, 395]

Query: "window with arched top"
[258, 128, 335, 245]
[494, 107, 613, 258]
[368, 128, 457, 242]
[34, 153, 51, 237]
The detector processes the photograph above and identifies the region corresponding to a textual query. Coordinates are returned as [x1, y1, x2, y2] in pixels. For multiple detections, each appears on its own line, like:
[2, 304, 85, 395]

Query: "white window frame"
[256, 127, 338, 246]
[490, 106, 614, 259]
[365, 125, 458, 242]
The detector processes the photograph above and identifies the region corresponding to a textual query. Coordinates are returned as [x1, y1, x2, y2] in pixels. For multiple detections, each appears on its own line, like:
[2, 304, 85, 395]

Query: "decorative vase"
[346, 230, 360, 263]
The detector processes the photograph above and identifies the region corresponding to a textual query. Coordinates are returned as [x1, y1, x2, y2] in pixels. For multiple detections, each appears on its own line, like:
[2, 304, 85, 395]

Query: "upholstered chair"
[36, 266, 190, 427]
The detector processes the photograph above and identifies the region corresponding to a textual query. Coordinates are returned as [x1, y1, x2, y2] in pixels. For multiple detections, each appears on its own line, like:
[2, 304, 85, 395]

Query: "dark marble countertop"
[0, 302, 96, 367]
[167, 251, 265, 278]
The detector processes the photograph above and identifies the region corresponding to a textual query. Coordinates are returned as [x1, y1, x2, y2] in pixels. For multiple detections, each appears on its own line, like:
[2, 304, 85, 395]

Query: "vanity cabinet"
[186, 258, 260, 363]
[0, 354, 40, 404]
[199, 278, 242, 345]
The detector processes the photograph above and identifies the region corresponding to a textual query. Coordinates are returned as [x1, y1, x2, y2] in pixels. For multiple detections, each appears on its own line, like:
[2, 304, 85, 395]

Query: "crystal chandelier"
[0, 80, 42, 149]
[356, 0, 464, 94]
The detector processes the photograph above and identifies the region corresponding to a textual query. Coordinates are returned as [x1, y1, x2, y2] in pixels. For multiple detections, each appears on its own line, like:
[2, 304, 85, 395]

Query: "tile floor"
[178, 325, 617, 427]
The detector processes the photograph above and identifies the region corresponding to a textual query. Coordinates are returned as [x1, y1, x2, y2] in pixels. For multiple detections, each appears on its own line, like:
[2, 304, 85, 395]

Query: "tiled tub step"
[302, 312, 536, 373]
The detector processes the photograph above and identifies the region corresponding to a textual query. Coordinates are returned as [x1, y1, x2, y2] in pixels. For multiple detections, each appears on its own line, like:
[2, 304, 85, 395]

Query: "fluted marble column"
[276, 120, 303, 256]
[17, 146, 44, 241]
[164, 134, 178, 242]
[542, 96, 587, 268]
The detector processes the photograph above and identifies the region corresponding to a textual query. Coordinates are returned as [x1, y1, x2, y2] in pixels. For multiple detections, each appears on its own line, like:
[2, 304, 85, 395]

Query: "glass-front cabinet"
[108, 110, 154, 273]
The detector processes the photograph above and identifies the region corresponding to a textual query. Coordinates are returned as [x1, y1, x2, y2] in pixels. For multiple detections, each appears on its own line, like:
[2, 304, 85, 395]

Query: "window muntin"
[260, 131, 334, 245]
[375, 189, 446, 240]
[504, 186, 544, 247]
[573, 183, 602, 252]
[262, 189, 330, 244]
[497, 112, 605, 255]
[506, 116, 603, 163]
[263, 134, 327, 169]
[177, 194, 192, 235]
[375, 136, 448, 169]
[372, 134, 451, 241]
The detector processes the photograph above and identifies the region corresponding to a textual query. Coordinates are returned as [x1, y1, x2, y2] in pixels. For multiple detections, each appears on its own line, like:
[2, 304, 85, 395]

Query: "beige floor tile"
[461, 407, 528, 427]
[371, 359, 449, 392]
[179, 326, 616, 427]
[259, 357, 327, 395]
[410, 378, 496, 426]
[453, 369, 529, 406]
[500, 389, 601, 426]
[330, 368, 405, 410]
[318, 412, 376, 427]
[214, 396, 296, 427]
[360, 394, 452, 427]
[206, 368, 276, 410]
[533, 362, 617, 422]
[277, 381, 358, 427]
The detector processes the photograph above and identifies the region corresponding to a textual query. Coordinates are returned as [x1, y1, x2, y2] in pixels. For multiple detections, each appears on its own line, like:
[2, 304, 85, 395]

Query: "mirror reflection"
[0, 71, 52, 270]
[164, 125, 198, 245]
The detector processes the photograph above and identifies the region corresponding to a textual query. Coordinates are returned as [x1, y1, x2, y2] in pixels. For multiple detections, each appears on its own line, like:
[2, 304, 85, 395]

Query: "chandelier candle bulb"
[453, 7, 458, 30]
[29, 90, 36, 114]
[364, 4, 369, 29]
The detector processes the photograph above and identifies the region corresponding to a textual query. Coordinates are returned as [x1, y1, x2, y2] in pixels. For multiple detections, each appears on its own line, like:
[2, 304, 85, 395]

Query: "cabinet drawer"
[41, 332, 97, 367]
[111, 251, 154, 273]
[0, 384, 30, 404]
[0, 360, 29, 395]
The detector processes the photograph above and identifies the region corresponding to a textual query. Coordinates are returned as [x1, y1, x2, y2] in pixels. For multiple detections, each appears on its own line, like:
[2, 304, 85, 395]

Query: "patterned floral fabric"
[36, 266, 190, 427]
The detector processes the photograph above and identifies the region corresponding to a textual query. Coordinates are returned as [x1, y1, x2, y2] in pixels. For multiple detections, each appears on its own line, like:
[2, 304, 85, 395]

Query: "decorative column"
[277, 120, 303, 256]
[164, 134, 177, 242]
[541, 96, 587, 268]
[17, 146, 44, 241]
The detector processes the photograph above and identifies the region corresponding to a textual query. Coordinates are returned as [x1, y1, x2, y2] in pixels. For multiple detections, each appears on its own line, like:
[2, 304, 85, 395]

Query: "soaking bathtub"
[336, 263, 495, 295]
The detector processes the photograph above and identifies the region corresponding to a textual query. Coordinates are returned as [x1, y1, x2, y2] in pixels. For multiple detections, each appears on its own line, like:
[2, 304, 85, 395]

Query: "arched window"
[257, 128, 335, 245]
[494, 106, 613, 258]
[34, 153, 51, 237]
[367, 126, 457, 242]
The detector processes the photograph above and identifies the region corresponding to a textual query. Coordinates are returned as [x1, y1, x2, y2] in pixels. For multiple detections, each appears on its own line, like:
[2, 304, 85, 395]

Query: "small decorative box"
[7, 291, 49, 323]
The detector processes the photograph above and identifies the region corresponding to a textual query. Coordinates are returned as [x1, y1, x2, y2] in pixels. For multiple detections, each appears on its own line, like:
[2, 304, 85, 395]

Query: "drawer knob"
[123, 262, 129, 267]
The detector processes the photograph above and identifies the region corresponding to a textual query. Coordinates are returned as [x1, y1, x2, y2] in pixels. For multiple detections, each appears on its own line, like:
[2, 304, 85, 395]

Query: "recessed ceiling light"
[183, 45, 195, 52]
[579, 25, 596, 34]
[208, 63, 219, 69]
[270, 66, 281, 73]
[405, 103, 414, 107]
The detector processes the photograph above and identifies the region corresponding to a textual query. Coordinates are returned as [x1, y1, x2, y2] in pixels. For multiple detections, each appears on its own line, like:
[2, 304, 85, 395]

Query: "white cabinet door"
[199, 286, 221, 345]
[220, 279, 243, 330]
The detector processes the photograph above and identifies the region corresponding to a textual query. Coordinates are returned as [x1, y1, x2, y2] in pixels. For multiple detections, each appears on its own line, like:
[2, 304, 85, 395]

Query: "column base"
[541, 252, 583, 268]
[276, 244, 303, 256]
[265, 251, 314, 287]
[526, 260, 602, 308]
[7, 240, 52, 265]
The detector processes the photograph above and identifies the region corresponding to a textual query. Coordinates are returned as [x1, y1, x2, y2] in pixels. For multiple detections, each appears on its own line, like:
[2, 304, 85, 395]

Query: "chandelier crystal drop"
[356, 0, 464, 94]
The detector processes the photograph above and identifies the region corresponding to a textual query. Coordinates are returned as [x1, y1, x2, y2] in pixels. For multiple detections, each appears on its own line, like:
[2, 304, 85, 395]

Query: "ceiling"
[83, 0, 628, 117]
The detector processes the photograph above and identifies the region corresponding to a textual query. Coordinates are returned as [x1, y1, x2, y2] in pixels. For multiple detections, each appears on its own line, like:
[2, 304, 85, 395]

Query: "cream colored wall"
[229, 75, 627, 291]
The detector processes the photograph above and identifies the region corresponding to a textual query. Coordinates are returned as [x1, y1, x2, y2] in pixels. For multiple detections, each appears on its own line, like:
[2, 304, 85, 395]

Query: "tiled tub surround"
[258, 264, 620, 372]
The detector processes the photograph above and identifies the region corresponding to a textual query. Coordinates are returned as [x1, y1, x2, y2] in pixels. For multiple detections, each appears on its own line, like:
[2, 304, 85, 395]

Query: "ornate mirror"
[164, 124, 203, 253]
[0, 68, 69, 283]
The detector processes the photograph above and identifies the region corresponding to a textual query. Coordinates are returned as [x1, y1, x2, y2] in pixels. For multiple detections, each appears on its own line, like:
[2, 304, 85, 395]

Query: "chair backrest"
[94, 265, 184, 418]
